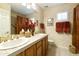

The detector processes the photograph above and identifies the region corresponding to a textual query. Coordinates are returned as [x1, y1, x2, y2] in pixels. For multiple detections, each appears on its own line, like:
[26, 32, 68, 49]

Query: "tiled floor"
[47, 43, 79, 56]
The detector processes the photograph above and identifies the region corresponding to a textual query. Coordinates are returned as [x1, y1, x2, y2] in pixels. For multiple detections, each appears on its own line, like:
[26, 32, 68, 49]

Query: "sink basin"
[0, 37, 29, 50]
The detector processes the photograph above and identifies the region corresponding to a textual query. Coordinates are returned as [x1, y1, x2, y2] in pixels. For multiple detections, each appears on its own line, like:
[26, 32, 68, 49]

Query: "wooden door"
[75, 5, 79, 49]
[72, 5, 79, 52]
[16, 16, 23, 34]
[72, 7, 76, 47]
[16, 16, 29, 34]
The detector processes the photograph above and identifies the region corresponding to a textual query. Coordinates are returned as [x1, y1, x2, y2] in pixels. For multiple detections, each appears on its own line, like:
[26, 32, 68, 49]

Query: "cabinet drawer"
[36, 41, 42, 48]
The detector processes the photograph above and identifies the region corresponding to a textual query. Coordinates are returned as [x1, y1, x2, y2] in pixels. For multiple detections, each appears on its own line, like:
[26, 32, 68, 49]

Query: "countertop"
[0, 33, 48, 56]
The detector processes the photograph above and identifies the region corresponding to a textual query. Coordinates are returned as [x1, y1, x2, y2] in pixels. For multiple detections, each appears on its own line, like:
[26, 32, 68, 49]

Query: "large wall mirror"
[0, 8, 10, 35]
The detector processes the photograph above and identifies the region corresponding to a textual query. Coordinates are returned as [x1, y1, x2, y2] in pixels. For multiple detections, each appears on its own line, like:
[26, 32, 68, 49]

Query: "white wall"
[44, 3, 78, 49]
[0, 3, 11, 35]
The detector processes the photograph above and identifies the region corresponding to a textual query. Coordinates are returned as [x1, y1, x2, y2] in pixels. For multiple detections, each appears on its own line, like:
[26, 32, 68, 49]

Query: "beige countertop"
[0, 33, 47, 56]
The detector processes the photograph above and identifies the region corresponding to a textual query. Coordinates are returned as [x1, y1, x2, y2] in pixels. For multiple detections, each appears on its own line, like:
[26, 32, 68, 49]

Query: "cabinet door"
[33, 44, 37, 56]
[17, 45, 36, 56]
[25, 48, 33, 56]
[37, 46, 42, 56]
[45, 36, 48, 55]
[36, 41, 42, 56]
[42, 39, 46, 56]
[25, 45, 36, 56]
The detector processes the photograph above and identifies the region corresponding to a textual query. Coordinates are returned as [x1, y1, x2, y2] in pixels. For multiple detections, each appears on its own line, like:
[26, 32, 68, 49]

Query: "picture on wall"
[47, 18, 54, 26]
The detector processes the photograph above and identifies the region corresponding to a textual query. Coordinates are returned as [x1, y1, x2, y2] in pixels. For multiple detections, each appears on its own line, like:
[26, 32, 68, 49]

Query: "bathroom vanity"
[0, 33, 48, 56]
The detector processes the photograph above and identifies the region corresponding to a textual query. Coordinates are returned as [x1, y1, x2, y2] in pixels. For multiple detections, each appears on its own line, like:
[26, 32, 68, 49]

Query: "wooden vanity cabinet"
[16, 36, 48, 56]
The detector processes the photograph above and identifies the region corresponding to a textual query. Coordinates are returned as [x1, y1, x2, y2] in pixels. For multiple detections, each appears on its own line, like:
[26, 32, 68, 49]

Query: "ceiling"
[11, 3, 63, 15]
[37, 3, 63, 9]
[11, 3, 35, 15]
